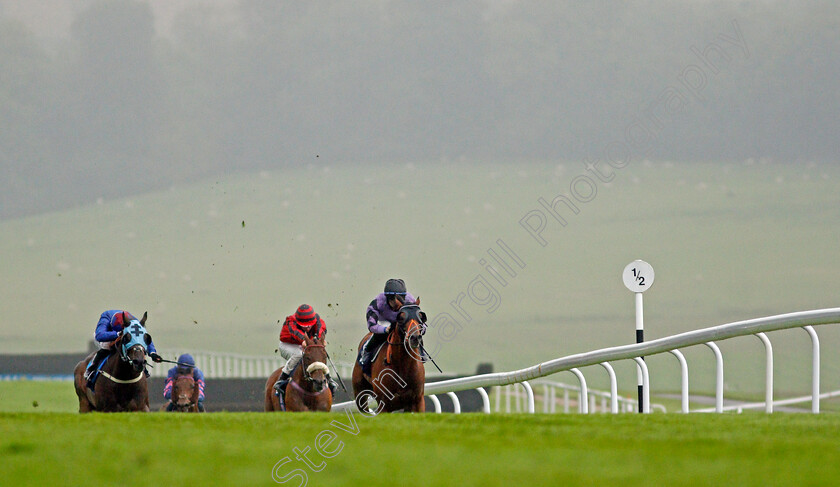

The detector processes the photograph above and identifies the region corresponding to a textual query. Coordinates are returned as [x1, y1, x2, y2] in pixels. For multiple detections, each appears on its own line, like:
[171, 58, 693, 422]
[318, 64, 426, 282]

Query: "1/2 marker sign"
[622, 260, 655, 293]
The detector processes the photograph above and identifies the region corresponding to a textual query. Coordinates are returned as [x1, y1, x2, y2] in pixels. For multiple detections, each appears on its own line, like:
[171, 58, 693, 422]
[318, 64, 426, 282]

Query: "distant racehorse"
[73, 315, 153, 413]
[265, 337, 333, 412]
[161, 375, 200, 412]
[352, 302, 427, 413]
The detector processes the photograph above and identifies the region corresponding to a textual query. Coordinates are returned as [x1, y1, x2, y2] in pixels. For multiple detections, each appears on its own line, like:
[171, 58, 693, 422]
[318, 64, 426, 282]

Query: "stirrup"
[274, 380, 289, 411]
[274, 378, 289, 397]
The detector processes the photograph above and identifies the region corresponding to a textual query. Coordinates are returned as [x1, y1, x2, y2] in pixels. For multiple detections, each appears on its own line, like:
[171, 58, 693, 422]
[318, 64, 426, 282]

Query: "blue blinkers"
[121, 320, 150, 357]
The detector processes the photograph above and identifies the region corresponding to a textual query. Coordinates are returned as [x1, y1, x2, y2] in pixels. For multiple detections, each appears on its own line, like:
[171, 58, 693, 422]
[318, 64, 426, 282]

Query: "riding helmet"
[384, 278, 407, 295]
[177, 353, 195, 374]
[295, 304, 317, 326]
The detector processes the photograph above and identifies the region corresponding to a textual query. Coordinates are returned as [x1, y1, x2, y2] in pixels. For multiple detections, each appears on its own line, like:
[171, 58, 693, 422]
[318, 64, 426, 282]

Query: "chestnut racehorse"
[265, 337, 333, 412]
[161, 375, 200, 412]
[352, 302, 427, 413]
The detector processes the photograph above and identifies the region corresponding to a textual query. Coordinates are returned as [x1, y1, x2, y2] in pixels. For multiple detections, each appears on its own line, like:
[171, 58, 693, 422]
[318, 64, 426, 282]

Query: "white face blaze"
[306, 362, 330, 374]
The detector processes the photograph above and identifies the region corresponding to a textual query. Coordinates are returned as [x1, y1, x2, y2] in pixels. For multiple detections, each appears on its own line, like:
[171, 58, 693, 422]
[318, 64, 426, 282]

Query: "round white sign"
[623, 260, 655, 293]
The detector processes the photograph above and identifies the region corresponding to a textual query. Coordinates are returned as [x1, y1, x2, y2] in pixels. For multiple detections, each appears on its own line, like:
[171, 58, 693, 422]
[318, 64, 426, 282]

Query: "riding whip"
[420, 344, 443, 373]
[156, 358, 196, 368]
[325, 353, 348, 393]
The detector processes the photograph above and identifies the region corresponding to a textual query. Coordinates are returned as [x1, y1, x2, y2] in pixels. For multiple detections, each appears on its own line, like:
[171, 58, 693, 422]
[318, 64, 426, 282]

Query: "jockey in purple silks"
[359, 279, 418, 375]
[84, 310, 162, 383]
[163, 353, 206, 412]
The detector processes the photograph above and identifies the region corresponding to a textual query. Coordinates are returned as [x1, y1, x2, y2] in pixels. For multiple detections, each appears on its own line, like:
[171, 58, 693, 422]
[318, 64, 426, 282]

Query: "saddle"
[85, 351, 115, 391]
[356, 335, 387, 367]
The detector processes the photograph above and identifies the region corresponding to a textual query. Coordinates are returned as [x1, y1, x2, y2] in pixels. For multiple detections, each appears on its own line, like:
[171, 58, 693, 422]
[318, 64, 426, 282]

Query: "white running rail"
[148, 351, 355, 380]
[332, 307, 840, 414]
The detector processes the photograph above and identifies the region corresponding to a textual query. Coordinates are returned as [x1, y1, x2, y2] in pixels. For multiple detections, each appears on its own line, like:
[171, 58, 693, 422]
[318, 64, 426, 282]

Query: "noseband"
[301, 344, 329, 384]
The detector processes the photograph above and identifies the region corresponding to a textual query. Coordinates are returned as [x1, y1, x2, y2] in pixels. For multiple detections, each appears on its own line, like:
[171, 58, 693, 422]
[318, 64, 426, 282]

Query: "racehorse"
[352, 301, 427, 413]
[265, 337, 333, 412]
[73, 313, 152, 413]
[161, 375, 200, 412]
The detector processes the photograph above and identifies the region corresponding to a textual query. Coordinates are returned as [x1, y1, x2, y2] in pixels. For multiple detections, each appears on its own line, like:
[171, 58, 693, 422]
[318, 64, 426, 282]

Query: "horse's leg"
[265, 368, 283, 412]
[78, 392, 93, 413]
[75, 381, 93, 413]
[410, 395, 426, 413]
[73, 361, 93, 413]
[351, 362, 372, 411]
[286, 390, 307, 412]
[320, 391, 333, 413]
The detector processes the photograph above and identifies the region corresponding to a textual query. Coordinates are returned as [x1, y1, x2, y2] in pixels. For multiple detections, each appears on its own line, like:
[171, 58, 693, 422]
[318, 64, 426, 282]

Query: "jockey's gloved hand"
[383, 324, 391, 333]
[149, 352, 163, 363]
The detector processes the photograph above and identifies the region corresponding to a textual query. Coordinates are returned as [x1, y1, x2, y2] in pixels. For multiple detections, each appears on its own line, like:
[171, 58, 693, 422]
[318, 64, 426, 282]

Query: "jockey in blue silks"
[359, 279, 417, 375]
[163, 353, 206, 412]
[84, 310, 162, 383]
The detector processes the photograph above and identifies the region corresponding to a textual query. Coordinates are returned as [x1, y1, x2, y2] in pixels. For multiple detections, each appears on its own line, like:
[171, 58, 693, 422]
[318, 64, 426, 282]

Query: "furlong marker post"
[623, 260, 655, 413]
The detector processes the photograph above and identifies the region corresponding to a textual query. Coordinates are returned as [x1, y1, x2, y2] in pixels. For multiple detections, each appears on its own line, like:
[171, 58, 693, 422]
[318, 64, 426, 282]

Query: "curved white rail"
[755, 332, 773, 413]
[330, 308, 840, 413]
[668, 349, 689, 413]
[599, 362, 618, 413]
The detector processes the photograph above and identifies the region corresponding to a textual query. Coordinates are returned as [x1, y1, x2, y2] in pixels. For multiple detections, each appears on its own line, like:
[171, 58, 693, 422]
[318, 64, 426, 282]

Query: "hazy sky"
[1, 0, 838, 218]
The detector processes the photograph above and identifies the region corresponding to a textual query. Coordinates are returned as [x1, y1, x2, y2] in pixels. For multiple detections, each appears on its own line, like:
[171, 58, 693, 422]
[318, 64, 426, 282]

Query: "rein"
[383, 318, 423, 366]
[386, 319, 423, 346]
[289, 380, 329, 397]
[101, 342, 146, 384]
[298, 342, 329, 388]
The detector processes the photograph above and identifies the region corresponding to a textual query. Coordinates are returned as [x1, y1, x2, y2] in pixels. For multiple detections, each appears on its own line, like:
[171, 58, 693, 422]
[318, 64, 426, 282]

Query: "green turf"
[2, 411, 840, 486]
[0, 380, 78, 413]
[1, 161, 839, 395]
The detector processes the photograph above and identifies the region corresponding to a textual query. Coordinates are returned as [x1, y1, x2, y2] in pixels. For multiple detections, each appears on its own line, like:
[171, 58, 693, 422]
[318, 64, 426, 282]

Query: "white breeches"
[278, 342, 303, 375]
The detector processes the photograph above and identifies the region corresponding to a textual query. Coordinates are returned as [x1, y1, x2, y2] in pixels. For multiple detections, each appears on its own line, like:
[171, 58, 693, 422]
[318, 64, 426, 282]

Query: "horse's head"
[172, 375, 197, 411]
[118, 318, 151, 373]
[301, 337, 330, 393]
[395, 303, 427, 352]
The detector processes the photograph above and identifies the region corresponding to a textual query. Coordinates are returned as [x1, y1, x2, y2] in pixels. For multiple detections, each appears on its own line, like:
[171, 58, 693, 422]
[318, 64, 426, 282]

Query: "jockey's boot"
[273, 372, 291, 411]
[84, 348, 110, 382]
[274, 372, 291, 411]
[360, 344, 373, 376]
[327, 376, 338, 396]
[273, 372, 291, 396]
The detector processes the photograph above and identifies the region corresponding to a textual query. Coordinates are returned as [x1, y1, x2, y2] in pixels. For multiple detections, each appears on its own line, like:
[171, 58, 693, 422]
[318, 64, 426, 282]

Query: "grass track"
[2, 411, 839, 486]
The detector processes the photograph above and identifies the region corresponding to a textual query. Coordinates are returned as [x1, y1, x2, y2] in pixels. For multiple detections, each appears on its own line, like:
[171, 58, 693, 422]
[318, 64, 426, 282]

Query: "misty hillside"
[1, 0, 838, 219]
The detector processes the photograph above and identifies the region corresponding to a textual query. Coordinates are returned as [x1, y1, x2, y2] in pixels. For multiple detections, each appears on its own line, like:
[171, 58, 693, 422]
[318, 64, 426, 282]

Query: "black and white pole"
[622, 260, 655, 413]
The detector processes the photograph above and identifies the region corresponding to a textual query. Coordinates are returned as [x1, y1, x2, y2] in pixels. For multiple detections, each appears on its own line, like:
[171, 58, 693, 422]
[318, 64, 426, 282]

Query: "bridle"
[173, 375, 196, 410]
[300, 343, 329, 385]
[387, 308, 424, 347]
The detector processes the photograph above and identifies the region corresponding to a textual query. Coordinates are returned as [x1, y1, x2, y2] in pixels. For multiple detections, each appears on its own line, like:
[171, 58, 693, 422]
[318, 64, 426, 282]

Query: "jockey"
[163, 353, 206, 412]
[273, 304, 337, 399]
[359, 278, 417, 375]
[84, 310, 162, 383]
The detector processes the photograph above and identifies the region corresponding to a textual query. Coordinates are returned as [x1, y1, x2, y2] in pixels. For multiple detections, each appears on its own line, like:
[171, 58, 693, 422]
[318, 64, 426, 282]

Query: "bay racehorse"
[73, 315, 153, 413]
[265, 337, 333, 412]
[161, 375, 200, 412]
[352, 301, 427, 413]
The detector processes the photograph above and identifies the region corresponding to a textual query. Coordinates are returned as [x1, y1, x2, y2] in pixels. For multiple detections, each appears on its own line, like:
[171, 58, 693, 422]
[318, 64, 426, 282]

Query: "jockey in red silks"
[359, 278, 418, 375]
[163, 353, 206, 412]
[84, 309, 162, 383]
[272, 304, 337, 399]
